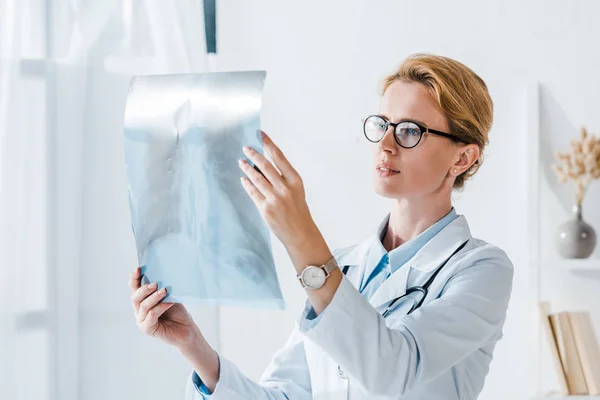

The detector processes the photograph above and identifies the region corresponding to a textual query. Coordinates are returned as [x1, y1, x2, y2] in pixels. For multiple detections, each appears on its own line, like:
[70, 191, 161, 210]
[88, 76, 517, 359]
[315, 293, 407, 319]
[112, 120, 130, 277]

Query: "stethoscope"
[335, 239, 470, 384]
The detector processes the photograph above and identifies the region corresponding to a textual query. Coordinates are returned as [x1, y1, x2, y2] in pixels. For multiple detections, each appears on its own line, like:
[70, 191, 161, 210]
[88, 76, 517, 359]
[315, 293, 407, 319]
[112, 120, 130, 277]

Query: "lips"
[376, 162, 400, 178]
[376, 162, 400, 173]
[377, 167, 400, 173]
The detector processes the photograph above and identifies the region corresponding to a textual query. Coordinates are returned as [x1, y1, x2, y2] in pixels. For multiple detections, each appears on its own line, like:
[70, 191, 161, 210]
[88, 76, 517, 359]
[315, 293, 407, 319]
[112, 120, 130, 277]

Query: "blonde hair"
[381, 54, 493, 190]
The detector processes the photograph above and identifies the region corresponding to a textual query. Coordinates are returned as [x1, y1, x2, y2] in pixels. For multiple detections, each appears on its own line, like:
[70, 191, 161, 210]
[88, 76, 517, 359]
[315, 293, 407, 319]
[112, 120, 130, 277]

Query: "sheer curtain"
[0, 1, 215, 399]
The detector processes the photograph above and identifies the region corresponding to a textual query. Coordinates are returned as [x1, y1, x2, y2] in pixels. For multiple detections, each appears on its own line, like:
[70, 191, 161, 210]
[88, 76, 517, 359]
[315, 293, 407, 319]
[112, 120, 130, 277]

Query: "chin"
[373, 181, 404, 199]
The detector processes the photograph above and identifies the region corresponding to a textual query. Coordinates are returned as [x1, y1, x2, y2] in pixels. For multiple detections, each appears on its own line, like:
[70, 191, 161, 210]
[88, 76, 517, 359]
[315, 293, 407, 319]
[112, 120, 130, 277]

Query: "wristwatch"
[297, 255, 339, 289]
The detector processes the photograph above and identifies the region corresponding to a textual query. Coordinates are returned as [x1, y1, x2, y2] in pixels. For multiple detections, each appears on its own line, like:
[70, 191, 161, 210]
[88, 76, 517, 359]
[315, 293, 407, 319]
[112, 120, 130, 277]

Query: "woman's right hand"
[129, 266, 198, 349]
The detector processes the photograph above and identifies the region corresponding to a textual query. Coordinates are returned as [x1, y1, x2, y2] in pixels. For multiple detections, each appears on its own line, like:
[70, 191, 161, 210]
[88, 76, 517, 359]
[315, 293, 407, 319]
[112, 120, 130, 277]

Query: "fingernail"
[243, 146, 251, 153]
[238, 159, 245, 166]
[147, 283, 157, 290]
[261, 131, 266, 139]
[158, 287, 167, 295]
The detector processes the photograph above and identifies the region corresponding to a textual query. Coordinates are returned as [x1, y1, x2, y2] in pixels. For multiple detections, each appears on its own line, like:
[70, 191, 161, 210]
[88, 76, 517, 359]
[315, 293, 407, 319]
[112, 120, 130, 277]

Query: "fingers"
[238, 158, 273, 199]
[261, 131, 301, 183]
[138, 302, 176, 334]
[129, 266, 176, 336]
[240, 175, 266, 204]
[131, 281, 159, 314]
[137, 286, 168, 323]
[242, 145, 284, 191]
[129, 266, 141, 293]
[239, 132, 302, 201]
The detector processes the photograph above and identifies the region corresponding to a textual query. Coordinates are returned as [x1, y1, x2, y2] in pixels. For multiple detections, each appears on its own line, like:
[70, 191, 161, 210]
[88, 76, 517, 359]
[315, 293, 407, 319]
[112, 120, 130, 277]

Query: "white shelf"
[526, 83, 600, 397]
[535, 258, 600, 271]
[532, 396, 600, 399]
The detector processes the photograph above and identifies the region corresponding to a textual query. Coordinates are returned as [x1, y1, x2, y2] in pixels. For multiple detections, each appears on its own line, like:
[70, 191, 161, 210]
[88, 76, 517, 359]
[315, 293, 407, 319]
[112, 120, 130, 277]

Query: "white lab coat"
[185, 214, 514, 399]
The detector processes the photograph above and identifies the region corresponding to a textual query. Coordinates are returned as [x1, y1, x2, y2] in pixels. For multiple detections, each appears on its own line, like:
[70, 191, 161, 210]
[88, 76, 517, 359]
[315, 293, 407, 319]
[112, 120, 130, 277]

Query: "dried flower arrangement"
[552, 127, 600, 206]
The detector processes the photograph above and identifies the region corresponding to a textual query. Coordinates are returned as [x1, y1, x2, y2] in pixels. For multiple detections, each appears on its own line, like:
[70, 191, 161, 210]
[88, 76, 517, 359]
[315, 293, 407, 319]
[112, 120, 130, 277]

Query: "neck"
[382, 195, 453, 252]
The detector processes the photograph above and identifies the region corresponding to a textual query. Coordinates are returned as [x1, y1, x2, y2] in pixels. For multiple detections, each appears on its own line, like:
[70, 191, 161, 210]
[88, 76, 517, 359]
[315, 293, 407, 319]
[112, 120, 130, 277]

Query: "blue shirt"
[193, 207, 458, 396]
[360, 207, 458, 301]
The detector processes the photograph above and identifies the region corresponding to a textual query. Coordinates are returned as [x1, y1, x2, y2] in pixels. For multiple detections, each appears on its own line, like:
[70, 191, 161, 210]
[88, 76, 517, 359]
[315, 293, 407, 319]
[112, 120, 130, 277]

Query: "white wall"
[210, 1, 600, 399]
[75, 1, 600, 399]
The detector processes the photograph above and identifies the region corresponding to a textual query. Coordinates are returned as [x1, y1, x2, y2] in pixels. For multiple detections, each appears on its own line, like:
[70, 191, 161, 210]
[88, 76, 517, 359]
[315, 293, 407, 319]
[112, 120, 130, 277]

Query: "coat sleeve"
[185, 328, 312, 400]
[296, 245, 514, 397]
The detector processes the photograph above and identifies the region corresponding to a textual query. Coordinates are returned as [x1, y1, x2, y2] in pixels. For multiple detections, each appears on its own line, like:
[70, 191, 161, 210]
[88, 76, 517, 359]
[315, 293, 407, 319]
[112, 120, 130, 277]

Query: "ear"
[450, 144, 480, 176]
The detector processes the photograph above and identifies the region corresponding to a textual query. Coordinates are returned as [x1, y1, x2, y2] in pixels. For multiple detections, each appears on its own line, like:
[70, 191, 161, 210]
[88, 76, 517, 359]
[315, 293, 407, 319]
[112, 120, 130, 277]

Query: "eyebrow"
[378, 113, 430, 127]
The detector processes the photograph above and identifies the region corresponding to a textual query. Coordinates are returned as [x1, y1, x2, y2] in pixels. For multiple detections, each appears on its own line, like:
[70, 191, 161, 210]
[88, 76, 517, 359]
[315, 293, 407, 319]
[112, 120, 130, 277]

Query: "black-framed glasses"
[363, 115, 463, 149]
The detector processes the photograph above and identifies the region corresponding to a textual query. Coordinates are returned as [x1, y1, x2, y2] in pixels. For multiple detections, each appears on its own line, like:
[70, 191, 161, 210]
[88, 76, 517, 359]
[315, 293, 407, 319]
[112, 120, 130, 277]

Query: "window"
[4, 0, 55, 399]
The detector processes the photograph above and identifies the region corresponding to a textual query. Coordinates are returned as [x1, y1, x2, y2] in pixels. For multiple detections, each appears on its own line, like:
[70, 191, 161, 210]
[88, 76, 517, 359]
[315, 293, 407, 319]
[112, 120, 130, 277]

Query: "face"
[370, 80, 472, 200]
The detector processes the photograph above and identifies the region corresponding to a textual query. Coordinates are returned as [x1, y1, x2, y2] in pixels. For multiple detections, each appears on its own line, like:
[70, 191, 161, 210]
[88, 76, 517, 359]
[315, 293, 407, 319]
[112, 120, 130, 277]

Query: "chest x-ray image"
[123, 70, 285, 309]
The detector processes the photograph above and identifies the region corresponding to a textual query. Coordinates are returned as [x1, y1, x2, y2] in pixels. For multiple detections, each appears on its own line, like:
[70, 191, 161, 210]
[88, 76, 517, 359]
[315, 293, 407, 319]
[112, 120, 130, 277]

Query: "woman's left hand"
[239, 131, 319, 251]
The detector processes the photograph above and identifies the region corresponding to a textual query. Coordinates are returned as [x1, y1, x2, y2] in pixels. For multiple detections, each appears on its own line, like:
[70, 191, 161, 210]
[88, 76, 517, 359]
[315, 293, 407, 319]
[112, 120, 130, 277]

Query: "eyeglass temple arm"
[427, 130, 480, 164]
[427, 128, 459, 141]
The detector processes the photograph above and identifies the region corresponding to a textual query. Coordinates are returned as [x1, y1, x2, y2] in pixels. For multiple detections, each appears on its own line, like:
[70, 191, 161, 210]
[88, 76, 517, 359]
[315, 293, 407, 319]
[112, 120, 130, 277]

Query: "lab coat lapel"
[367, 262, 411, 310]
[332, 235, 372, 289]
[367, 215, 472, 310]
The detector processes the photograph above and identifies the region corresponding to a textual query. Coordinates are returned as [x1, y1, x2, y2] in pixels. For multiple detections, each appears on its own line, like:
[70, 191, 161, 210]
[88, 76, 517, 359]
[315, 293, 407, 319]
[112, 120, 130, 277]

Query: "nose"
[377, 126, 398, 155]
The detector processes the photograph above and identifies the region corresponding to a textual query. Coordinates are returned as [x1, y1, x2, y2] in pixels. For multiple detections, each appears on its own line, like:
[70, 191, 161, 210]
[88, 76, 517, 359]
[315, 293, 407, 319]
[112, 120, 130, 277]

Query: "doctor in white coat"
[130, 53, 514, 399]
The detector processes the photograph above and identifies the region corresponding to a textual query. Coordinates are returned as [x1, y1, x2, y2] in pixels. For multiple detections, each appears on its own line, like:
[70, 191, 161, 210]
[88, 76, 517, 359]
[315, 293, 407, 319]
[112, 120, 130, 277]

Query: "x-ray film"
[123, 71, 285, 309]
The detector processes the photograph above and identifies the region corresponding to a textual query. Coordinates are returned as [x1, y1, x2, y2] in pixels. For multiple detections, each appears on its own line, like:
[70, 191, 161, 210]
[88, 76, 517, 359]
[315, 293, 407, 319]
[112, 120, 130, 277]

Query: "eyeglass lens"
[364, 116, 423, 148]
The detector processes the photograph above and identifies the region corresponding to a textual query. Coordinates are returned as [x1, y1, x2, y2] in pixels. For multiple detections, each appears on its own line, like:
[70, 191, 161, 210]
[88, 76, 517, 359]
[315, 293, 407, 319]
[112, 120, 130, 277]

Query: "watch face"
[302, 266, 327, 289]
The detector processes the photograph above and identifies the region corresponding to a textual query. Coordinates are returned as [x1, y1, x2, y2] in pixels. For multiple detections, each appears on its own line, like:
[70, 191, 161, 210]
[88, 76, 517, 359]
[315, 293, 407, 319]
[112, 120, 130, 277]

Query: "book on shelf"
[569, 311, 600, 395]
[550, 311, 588, 394]
[538, 302, 600, 395]
[538, 302, 569, 395]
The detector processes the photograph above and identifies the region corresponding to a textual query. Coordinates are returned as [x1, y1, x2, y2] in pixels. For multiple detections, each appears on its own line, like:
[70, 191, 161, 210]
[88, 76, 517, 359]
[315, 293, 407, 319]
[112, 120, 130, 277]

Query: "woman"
[129, 54, 514, 399]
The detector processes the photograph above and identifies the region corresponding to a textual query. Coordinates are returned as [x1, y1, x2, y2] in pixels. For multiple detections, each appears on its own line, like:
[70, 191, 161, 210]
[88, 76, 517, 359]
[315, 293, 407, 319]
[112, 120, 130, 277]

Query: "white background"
[2, 1, 600, 400]
[213, 2, 600, 400]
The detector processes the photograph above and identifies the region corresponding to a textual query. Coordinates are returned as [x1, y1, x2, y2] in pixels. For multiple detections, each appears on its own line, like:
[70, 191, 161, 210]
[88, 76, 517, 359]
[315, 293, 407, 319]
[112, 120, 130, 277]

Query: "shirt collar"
[334, 207, 468, 272]
[364, 207, 458, 279]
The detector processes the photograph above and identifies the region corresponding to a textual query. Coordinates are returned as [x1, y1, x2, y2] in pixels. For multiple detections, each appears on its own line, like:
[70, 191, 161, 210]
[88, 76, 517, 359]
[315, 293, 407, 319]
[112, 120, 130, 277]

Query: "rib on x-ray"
[123, 71, 285, 309]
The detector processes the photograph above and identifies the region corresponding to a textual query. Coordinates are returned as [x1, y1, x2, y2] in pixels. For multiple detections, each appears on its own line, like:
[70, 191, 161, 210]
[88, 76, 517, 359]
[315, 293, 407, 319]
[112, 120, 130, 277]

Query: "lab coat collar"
[369, 213, 472, 309]
[365, 208, 458, 281]
[405, 213, 472, 273]
[334, 212, 473, 310]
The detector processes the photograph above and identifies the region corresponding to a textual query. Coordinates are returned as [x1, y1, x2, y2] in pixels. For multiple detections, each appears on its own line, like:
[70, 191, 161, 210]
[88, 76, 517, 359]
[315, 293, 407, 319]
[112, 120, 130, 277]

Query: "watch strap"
[322, 255, 338, 275]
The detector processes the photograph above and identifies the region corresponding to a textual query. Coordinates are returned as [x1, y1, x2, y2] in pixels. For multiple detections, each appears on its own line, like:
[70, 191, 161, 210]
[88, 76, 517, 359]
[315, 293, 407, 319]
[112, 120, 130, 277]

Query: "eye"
[405, 127, 420, 136]
[397, 122, 421, 137]
[368, 118, 386, 130]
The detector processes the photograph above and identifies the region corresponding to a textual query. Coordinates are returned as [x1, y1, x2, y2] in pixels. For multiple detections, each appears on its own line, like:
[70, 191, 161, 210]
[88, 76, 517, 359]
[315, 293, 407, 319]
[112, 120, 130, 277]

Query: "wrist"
[296, 222, 323, 247]
[178, 325, 220, 391]
[287, 242, 332, 275]
[177, 324, 206, 356]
